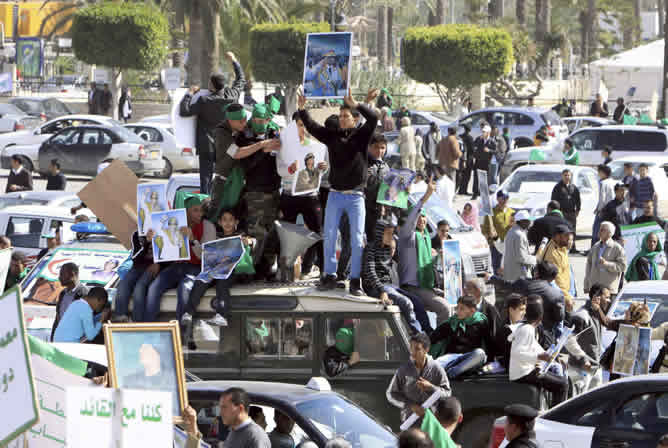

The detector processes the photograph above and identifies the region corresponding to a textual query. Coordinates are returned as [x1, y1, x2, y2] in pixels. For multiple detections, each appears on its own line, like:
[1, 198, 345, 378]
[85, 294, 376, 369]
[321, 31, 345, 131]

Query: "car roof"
[168, 173, 199, 184]
[578, 125, 668, 132]
[470, 106, 552, 114]
[187, 380, 331, 404]
[513, 164, 593, 173]
[563, 116, 612, 122]
[619, 280, 668, 295]
[0, 191, 78, 201]
[0, 205, 76, 218]
[60, 235, 125, 251]
[609, 155, 668, 164]
[45, 114, 115, 122]
[126, 122, 172, 129]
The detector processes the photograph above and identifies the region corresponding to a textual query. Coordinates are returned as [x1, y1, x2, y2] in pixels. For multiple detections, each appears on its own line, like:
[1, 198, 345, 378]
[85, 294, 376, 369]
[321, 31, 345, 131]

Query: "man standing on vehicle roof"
[179, 52, 245, 195]
[503, 404, 540, 448]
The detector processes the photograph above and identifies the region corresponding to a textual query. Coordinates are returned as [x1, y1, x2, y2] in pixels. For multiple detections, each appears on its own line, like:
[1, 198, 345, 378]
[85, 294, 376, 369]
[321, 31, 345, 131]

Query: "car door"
[78, 128, 113, 174]
[38, 127, 81, 173]
[569, 129, 601, 166]
[592, 391, 668, 448]
[458, 112, 486, 139]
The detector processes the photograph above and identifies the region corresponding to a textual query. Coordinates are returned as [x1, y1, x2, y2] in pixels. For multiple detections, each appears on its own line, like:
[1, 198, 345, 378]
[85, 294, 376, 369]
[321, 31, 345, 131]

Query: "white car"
[0, 103, 42, 133]
[139, 114, 170, 124]
[490, 374, 668, 448]
[0, 191, 88, 211]
[562, 116, 615, 134]
[0, 114, 119, 170]
[608, 155, 668, 217]
[166, 173, 200, 208]
[498, 164, 599, 234]
[124, 122, 198, 178]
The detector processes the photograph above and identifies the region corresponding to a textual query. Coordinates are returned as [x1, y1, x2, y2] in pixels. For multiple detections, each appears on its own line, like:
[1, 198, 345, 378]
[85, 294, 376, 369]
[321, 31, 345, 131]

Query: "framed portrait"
[137, 183, 168, 236]
[103, 321, 188, 423]
[302, 32, 353, 99]
[151, 209, 190, 263]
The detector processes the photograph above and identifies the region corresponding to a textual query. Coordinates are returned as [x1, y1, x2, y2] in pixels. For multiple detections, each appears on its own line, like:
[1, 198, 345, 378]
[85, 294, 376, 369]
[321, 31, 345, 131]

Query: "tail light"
[181, 147, 193, 156]
[489, 421, 505, 448]
[14, 122, 24, 131]
[138, 145, 146, 159]
[39, 113, 47, 121]
[547, 125, 555, 137]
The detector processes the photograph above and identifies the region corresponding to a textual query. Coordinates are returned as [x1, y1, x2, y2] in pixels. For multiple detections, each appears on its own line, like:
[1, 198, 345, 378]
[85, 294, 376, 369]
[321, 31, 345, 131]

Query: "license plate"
[151, 151, 159, 159]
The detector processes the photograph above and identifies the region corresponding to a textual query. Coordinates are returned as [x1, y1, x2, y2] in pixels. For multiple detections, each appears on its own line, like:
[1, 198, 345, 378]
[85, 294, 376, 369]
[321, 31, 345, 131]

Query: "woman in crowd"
[625, 232, 666, 282]
[460, 202, 480, 231]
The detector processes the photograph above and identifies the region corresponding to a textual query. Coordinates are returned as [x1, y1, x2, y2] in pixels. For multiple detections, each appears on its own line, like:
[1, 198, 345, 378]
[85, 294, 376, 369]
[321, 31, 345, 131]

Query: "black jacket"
[236, 128, 281, 193]
[46, 172, 66, 191]
[479, 298, 502, 359]
[527, 212, 571, 247]
[633, 214, 666, 229]
[129, 230, 154, 269]
[506, 432, 539, 448]
[430, 313, 492, 356]
[365, 156, 389, 213]
[473, 136, 495, 169]
[323, 345, 352, 377]
[600, 198, 630, 240]
[460, 132, 475, 161]
[613, 104, 627, 123]
[179, 61, 244, 156]
[551, 181, 581, 214]
[298, 104, 378, 191]
[6, 168, 32, 193]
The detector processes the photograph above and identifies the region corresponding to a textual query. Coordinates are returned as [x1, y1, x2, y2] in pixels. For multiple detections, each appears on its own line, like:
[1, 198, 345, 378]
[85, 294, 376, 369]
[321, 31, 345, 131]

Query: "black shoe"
[349, 278, 363, 296]
[317, 274, 337, 291]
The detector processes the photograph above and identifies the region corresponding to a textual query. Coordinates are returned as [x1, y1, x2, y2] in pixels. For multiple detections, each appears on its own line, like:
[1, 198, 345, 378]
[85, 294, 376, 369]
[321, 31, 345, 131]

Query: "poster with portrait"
[16, 38, 43, 78]
[36, 248, 130, 286]
[377, 169, 416, 209]
[151, 210, 190, 263]
[197, 236, 245, 282]
[302, 32, 352, 99]
[612, 324, 640, 376]
[608, 299, 660, 322]
[620, 222, 665, 266]
[441, 240, 462, 305]
[103, 322, 187, 421]
[277, 121, 328, 196]
[291, 151, 327, 196]
[477, 169, 492, 216]
[137, 184, 168, 236]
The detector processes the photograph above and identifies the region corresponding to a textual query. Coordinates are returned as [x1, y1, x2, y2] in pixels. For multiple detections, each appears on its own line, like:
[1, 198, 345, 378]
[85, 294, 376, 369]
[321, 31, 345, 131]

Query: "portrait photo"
[104, 322, 187, 421]
[198, 236, 245, 282]
[302, 32, 352, 99]
[292, 152, 326, 196]
[137, 184, 168, 236]
[612, 324, 639, 376]
[376, 168, 416, 209]
[441, 240, 462, 305]
[151, 209, 190, 263]
[609, 300, 659, 321]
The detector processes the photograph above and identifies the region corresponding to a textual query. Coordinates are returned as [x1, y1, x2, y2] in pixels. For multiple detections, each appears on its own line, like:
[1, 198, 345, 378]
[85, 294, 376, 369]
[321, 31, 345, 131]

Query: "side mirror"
[34, 127, 40, 135]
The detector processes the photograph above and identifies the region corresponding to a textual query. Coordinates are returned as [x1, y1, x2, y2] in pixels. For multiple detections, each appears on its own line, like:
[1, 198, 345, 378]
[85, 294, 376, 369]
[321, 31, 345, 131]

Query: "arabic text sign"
[66, 388, 173, 448]
[0, 248, 12, 295]
[0, 287, 39, 447]
[620, 222, 665, 266]
[28, 354, 94, 448]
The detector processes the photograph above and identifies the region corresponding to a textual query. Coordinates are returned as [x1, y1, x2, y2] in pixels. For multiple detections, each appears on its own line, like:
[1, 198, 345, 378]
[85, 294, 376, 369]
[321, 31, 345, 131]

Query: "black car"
[9, 97, 72, 121]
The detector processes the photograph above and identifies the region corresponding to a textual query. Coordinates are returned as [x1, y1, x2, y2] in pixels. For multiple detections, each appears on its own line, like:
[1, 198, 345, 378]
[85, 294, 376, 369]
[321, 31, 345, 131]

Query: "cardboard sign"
[303, 32, 353, 99]
[477, 169, 492, 216]
[611, 324, 652, 376]
[77, 160, 139, 249]
[0, 287, 39, 447]
[377, 169, 416, 209]
[66, 388, 173, 448]
[198, 236, 244, 282]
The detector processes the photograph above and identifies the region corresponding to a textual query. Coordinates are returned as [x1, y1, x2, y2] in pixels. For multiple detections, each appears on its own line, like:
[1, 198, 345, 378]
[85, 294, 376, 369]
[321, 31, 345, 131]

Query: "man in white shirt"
[503, 210, 537, 282]
[592, 164, 616, 247]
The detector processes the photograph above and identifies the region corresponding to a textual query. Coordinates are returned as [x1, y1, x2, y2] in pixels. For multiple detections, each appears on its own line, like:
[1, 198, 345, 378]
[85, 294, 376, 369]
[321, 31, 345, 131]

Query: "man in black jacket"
[472, 125, 495, 199]
[46, 159, 66, 191]
[6, 155, 32, 193]
[180, 52, 244, 194]
[599, 183, 630, 241]
[503, 404, 540, 448]
[551, 169, 581, 253]
[458, 124, 475, 195]
[297, 88, 379, 295]
[527, 200, 570, 249]
[365, 133, 389, 241]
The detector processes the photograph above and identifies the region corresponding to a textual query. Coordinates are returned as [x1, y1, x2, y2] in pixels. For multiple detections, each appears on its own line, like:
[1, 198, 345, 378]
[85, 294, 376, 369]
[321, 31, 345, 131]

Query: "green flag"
[638, 114, 654, 124]
[28, 335, 88, 377]
[623, 114, 638, 125]
[268, 95, 281, 115]
[529, 148, 546, 162]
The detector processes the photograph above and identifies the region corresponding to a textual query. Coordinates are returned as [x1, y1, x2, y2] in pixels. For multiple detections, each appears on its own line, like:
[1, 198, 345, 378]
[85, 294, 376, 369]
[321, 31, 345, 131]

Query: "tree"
[71, 2, 169, 119]
[401, 24, 513, 111]
[250, 22, 329, 117]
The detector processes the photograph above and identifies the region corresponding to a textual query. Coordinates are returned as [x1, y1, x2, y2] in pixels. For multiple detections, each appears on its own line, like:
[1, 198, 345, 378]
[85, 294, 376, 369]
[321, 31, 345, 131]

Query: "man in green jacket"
[562, 138, 580, 165]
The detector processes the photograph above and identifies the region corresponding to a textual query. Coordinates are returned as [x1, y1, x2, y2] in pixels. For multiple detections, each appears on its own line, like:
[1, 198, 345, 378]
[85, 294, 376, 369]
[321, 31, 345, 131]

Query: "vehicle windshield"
[111, 125, 145, 143]
[12, 99, 44, 114]
[21, 247, 129, 304]
[504, 171, 562, 193]
[541, 110, 563, 126]
[408, 193, 467, 230]
[0, 103, 26, 115]
[296, 395, 396, 447]
[609, 161, 656, 180]
[0, 198, 49, 209]
[612, 293, 667, 327]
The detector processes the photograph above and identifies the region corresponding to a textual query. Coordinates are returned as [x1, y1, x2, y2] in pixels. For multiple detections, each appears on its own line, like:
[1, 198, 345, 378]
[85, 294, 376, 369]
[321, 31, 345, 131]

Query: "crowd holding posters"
[197, 236, 245, 282]
[302, 32, 352, 99]
[151, 210, 190, 262]
[377, 169, 416, 209]
[620, 222, 666, 266]
[441, 240, 462, 305]
[137, 184, 168, 236]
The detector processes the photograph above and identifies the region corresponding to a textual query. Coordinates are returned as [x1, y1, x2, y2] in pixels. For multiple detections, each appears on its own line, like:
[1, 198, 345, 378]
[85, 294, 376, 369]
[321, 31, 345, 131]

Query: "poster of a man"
[90, 259, 119, 283]
[377, 169, 416, 209]
[137, 184, 167, 236]
[151, 210, 190, 262]
[198, 236, 245, 282]
[442, 240, 462, 305]
[293, 153, 323, 195]
[302, 32, 352, 99]
[612, 324, 640, 376]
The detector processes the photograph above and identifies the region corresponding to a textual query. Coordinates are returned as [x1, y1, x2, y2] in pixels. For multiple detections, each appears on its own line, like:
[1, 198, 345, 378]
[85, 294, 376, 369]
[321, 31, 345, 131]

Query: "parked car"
[562, 116, 615, 134]
[451, 106, 569, 148]
[9, 97, 73, 121]
[0, 114, 119, 169]
[0, 191, 88, 211]
[489, 373, 668, 448]
[569, 125, 668, 166]
[124, 122, 197, 178]
[608, 155, 668, 216]
[0, 103, 42, 133]
[498, 164, 599, 234]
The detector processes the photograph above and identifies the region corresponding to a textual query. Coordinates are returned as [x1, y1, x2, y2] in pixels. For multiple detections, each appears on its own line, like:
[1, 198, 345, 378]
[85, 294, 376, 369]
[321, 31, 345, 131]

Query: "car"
[124, 122, 198, 178]
[451, 106, 569, 148]
[0, 103, 42, 133]
[562, 116, 616, 134]
[5, 125, 165, 177]
[608, 155, 668, 216]
[166, 173, 200, 208]
[9, 97, 73, 121]
[0, 191, 89, 211]
[386, 110, 451, 135]
[489, 374, 668, 448]
[0, 114, 120, 169]
[569, 125, 668, 166]
[138, 114, 170, 124]
[498, 164, 599, 234]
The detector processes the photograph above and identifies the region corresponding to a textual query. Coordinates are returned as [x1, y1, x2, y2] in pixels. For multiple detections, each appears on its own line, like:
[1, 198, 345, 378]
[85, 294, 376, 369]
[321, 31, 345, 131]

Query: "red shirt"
[189, 221, 204, 265]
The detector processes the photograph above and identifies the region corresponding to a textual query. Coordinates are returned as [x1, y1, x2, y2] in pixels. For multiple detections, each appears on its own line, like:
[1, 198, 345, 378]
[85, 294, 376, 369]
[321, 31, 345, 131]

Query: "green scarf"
[626, 231, 663, 281]
[416, 229, 434, 289]
[448, 311, 487, 333]
[550, 209, 564, 218]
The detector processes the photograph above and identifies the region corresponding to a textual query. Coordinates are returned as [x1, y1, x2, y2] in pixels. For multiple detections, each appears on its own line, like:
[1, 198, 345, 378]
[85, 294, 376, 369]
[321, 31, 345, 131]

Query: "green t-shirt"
[420, 409, 457, 448]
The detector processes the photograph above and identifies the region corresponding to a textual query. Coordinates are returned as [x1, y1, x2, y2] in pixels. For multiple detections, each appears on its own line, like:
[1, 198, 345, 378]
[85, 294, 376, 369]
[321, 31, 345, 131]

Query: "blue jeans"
[113, 266, 155, 322]
[144, 263, 200, 322]
[437, 348, 487, 379]
[323, 192, 365, 279]
[591, 214, 601, 247]
[183, 276, 234, 318]
[382, 285, 424, 334]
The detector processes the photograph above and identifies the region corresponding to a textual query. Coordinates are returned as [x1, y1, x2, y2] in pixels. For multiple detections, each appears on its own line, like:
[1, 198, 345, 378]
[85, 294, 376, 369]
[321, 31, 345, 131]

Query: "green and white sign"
[0, 287, 39, 447]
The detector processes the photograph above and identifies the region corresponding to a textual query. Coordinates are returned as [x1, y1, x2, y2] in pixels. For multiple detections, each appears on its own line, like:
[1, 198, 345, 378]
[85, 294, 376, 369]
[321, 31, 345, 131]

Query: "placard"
[174, 425, 210, 448]
[539, 325, 574, 374]
[137, 184, 168, 236]
[620, 222, 665, 266]
[0, 247, 12, 295]
[277, 121, 328, 196]
[477, 169, 492, 216]
[0, 287, 39, 447]
[66, 388, 173, 448]
[302, 32, 353, 99]
[198, 236, 245, 282]
[376, 168, 416, 209]
[442, 240, 462, 306]
[612, 324, 640, 376]
[35, 248, 130, 285]
[151, 210, 190, 263]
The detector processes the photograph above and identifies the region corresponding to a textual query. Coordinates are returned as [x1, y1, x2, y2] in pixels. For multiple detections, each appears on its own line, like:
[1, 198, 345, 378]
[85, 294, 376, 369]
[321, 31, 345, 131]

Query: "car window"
[245, 317, 313, 360]
[325, 317, 402, 361]
[565, 119, 578, 133]
[576, 172, 592, 190]
[516, 113, 534, 125]
[541, 110, 562, 126]
[411, 114, 430, 126]
[613, 392, 668, 432]
[99, 130, 113, 145]
[11, 99, 43, 115]
[6, 216, 44, 248]
[598, 130, 625, 151]
[50, 220, 76, 243]
[582, 120, 602, 128]
[574, 400, 611, 426]
[50, 128, 80, 145]
[61, 198, 83, 209]
[504, 171, 562, 193]
[0, 103, 25, 115]
[571, 130, 600, 151]
[130, 126, 163, 142]
[490, 112, 504, 126]
[503, 112, 532, 126]
[46, 99, 70, 116]
[620, 131, 667, 152]
[0, 198, 47, 209]
[460, 113, 485, 129]
[81, 129, 101, 145]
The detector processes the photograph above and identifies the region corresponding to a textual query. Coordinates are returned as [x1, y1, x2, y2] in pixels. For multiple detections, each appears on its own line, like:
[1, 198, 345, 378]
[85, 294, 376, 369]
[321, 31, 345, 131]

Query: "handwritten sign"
[0, 287, 39, 447]
[66, 388, 172, 448]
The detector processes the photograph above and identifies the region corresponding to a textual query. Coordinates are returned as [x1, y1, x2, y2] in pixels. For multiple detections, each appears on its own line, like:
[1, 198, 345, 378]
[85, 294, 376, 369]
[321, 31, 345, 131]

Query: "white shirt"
[509, 323, 544, 380]
[11, 166, 23, 176]
[596, 178, 616, 213]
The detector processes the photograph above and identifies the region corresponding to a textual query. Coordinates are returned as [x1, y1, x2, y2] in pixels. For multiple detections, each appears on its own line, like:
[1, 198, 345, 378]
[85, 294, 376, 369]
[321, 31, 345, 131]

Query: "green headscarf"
[626, 231, 664, 281]
[250, 104, 271, 134]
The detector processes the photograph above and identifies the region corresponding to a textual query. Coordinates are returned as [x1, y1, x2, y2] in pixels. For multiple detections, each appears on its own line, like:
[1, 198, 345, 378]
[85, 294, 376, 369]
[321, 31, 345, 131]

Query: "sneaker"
[317, 274, 337, 291]
[349, 278, 364, 296]
[181, 312, 193, 325]
[207, 314, 229, 327]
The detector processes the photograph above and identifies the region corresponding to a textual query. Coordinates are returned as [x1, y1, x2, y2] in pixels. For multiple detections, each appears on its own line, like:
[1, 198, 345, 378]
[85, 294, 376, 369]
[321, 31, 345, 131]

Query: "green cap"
[335, 327, 354, 355]
[252, 103, 272, 120]
[184, 195, 204, 209]
[381, 88, 389, 94]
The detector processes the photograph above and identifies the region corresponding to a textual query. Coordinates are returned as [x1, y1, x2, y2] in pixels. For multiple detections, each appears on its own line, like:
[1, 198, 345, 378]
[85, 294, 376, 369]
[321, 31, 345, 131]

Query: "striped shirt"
[631, 177, 655, 206]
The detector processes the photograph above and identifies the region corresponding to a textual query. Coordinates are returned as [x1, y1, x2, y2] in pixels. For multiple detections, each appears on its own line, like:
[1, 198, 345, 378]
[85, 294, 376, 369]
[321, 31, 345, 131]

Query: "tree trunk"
[659, 0, 665, 36]
[111, 69, 122, 121]
[535, 0, 550, 41]
[200, 1, 221, 87]
[581, 0, 596, 63]
[387, 7, 393, 66]
[187, 0, 203, 87]
[489, 0, 503, 21]
[516, 0, 526, 26]
[436, 0, 446, 24]
[376, 5, 387, 69]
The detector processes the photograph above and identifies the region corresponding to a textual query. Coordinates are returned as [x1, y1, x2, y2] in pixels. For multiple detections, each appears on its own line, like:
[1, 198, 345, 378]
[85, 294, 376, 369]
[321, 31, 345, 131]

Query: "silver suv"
[452, 106, 568, 148]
